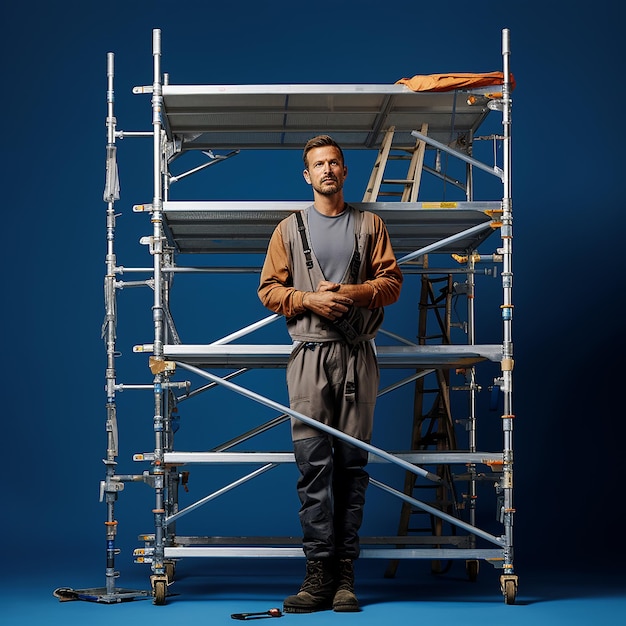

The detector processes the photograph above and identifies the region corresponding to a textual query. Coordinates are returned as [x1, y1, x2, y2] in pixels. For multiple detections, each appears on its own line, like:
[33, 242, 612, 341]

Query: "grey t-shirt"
[307, 205, 354, 283]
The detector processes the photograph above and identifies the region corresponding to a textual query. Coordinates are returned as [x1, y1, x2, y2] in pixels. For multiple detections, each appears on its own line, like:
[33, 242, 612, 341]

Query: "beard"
[313, 176, 343, 196]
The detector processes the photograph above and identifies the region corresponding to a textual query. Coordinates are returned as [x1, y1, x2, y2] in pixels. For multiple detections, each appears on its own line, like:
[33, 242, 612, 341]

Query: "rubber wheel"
[153, 579, 167, 605]
[504, 579, 516, 605]
[165, 561, 176, 582]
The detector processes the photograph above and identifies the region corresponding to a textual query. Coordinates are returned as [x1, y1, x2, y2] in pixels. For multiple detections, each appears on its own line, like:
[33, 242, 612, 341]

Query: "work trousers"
[286, 340, 379, 559]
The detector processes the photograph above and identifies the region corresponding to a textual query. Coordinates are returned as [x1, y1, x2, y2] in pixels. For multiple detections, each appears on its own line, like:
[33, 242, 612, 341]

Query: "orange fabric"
[396, 71, 516, 92]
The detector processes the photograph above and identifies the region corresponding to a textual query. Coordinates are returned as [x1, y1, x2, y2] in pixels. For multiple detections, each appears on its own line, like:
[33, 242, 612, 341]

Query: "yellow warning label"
[422, 202, 458, 209]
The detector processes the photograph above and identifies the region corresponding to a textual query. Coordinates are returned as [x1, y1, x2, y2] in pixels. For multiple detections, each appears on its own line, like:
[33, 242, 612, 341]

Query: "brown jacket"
[258, 205, 402, 343]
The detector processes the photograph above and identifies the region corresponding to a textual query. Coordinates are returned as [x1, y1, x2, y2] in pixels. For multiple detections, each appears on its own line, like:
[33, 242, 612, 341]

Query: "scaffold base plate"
[53, 586, 150, 603]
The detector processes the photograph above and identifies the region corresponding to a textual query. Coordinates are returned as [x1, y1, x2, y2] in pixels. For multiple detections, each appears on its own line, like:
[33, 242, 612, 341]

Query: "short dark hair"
[302, 135, 344, 168]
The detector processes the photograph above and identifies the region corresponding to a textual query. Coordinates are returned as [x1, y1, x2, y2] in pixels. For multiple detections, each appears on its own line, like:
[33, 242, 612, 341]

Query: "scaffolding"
[68, 27, 517, 606]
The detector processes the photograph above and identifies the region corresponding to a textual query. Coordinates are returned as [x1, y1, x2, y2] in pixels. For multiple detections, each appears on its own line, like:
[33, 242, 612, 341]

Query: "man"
[258, 135, 402, 613]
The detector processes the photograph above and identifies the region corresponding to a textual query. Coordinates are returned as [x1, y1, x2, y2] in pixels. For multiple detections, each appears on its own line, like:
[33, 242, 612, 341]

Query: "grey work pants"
[286, 340, 379, 442]
[286, 341, 379, 559]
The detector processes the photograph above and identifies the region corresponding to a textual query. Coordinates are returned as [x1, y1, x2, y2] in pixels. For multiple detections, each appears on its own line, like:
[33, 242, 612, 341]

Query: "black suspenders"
[294, 209, 361, 283]
[295, 210, 314, 270]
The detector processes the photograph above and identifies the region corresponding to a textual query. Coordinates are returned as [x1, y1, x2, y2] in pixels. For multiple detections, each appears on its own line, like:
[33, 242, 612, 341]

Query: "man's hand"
[317, 280, 341, 293]
[317, 280, 375, 309]
[303, 282, 353, 320]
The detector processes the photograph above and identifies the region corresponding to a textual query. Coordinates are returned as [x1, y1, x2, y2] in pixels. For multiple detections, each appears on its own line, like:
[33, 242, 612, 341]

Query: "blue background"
[3, 0, 625, 620]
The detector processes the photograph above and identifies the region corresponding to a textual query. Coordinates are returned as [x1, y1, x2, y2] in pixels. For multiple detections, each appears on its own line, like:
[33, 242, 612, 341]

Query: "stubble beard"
[314, 178, 343, 196]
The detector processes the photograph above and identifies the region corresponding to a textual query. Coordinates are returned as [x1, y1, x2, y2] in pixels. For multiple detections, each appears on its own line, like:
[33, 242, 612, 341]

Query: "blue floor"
[5, 558, 625, 626]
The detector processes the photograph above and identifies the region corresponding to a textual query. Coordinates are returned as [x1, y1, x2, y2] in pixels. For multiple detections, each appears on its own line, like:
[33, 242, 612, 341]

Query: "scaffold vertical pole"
[103, 50, 121, 598]
[52, 49, 149, 604]
[499, 27, 518, 605]
[148, 27, 170, 605]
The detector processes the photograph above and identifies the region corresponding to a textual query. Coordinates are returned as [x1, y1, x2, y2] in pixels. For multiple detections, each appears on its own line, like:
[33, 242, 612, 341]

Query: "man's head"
[302, 135, 345, 169]
[302, 135, 347, 198]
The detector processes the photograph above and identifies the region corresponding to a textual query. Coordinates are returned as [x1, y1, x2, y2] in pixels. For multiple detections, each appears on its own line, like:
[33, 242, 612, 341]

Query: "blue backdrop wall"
[4, 0, 624, 592]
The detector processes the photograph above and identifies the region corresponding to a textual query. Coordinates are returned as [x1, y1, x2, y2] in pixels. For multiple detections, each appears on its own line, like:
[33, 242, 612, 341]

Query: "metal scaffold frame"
[59, 27, 516, 606]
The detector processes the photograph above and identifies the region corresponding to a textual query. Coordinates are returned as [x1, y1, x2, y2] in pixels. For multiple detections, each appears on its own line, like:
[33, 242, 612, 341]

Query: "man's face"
[303, 146, 347, 196]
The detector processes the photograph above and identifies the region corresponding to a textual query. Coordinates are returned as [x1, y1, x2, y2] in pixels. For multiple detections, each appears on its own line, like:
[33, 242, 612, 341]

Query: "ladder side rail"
[362, 127, 395, 202]
[401, 123, 428, 202]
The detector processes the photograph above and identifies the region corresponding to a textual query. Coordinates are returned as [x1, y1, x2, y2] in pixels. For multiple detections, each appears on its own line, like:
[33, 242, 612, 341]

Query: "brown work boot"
[283, 559, 335, 613]
[332, 558, 360, 612]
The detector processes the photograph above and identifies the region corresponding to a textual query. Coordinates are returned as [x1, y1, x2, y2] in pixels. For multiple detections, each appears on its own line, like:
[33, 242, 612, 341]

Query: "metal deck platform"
[156, 201, 500, 255]
[137, 343, 503, 369]
[137, 82, 492, 152]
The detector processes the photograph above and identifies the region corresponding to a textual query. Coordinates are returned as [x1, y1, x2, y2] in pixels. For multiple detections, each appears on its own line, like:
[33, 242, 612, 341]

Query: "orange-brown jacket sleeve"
[258, 221, 307, 318]
[363, 213, 403, 308]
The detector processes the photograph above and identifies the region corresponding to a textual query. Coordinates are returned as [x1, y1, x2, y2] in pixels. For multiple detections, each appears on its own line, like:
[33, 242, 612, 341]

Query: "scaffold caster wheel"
[500, 574, 518, 605]
[151, 575, 168, 605]
[466, 559, 479, 582]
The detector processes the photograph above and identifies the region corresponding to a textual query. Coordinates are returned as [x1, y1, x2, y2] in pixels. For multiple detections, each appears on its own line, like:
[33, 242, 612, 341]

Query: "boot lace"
[300, 561, 325, 593]
[336, 559, 355, 591]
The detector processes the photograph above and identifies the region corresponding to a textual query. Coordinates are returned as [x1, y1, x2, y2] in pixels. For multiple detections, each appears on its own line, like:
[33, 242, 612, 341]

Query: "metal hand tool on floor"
[231, 608, 283, 620]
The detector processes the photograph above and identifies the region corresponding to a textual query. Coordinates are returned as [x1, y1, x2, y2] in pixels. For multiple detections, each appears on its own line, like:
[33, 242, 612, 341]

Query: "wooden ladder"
[362, 123, 428, 202]
[383, 274, 461, 578]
